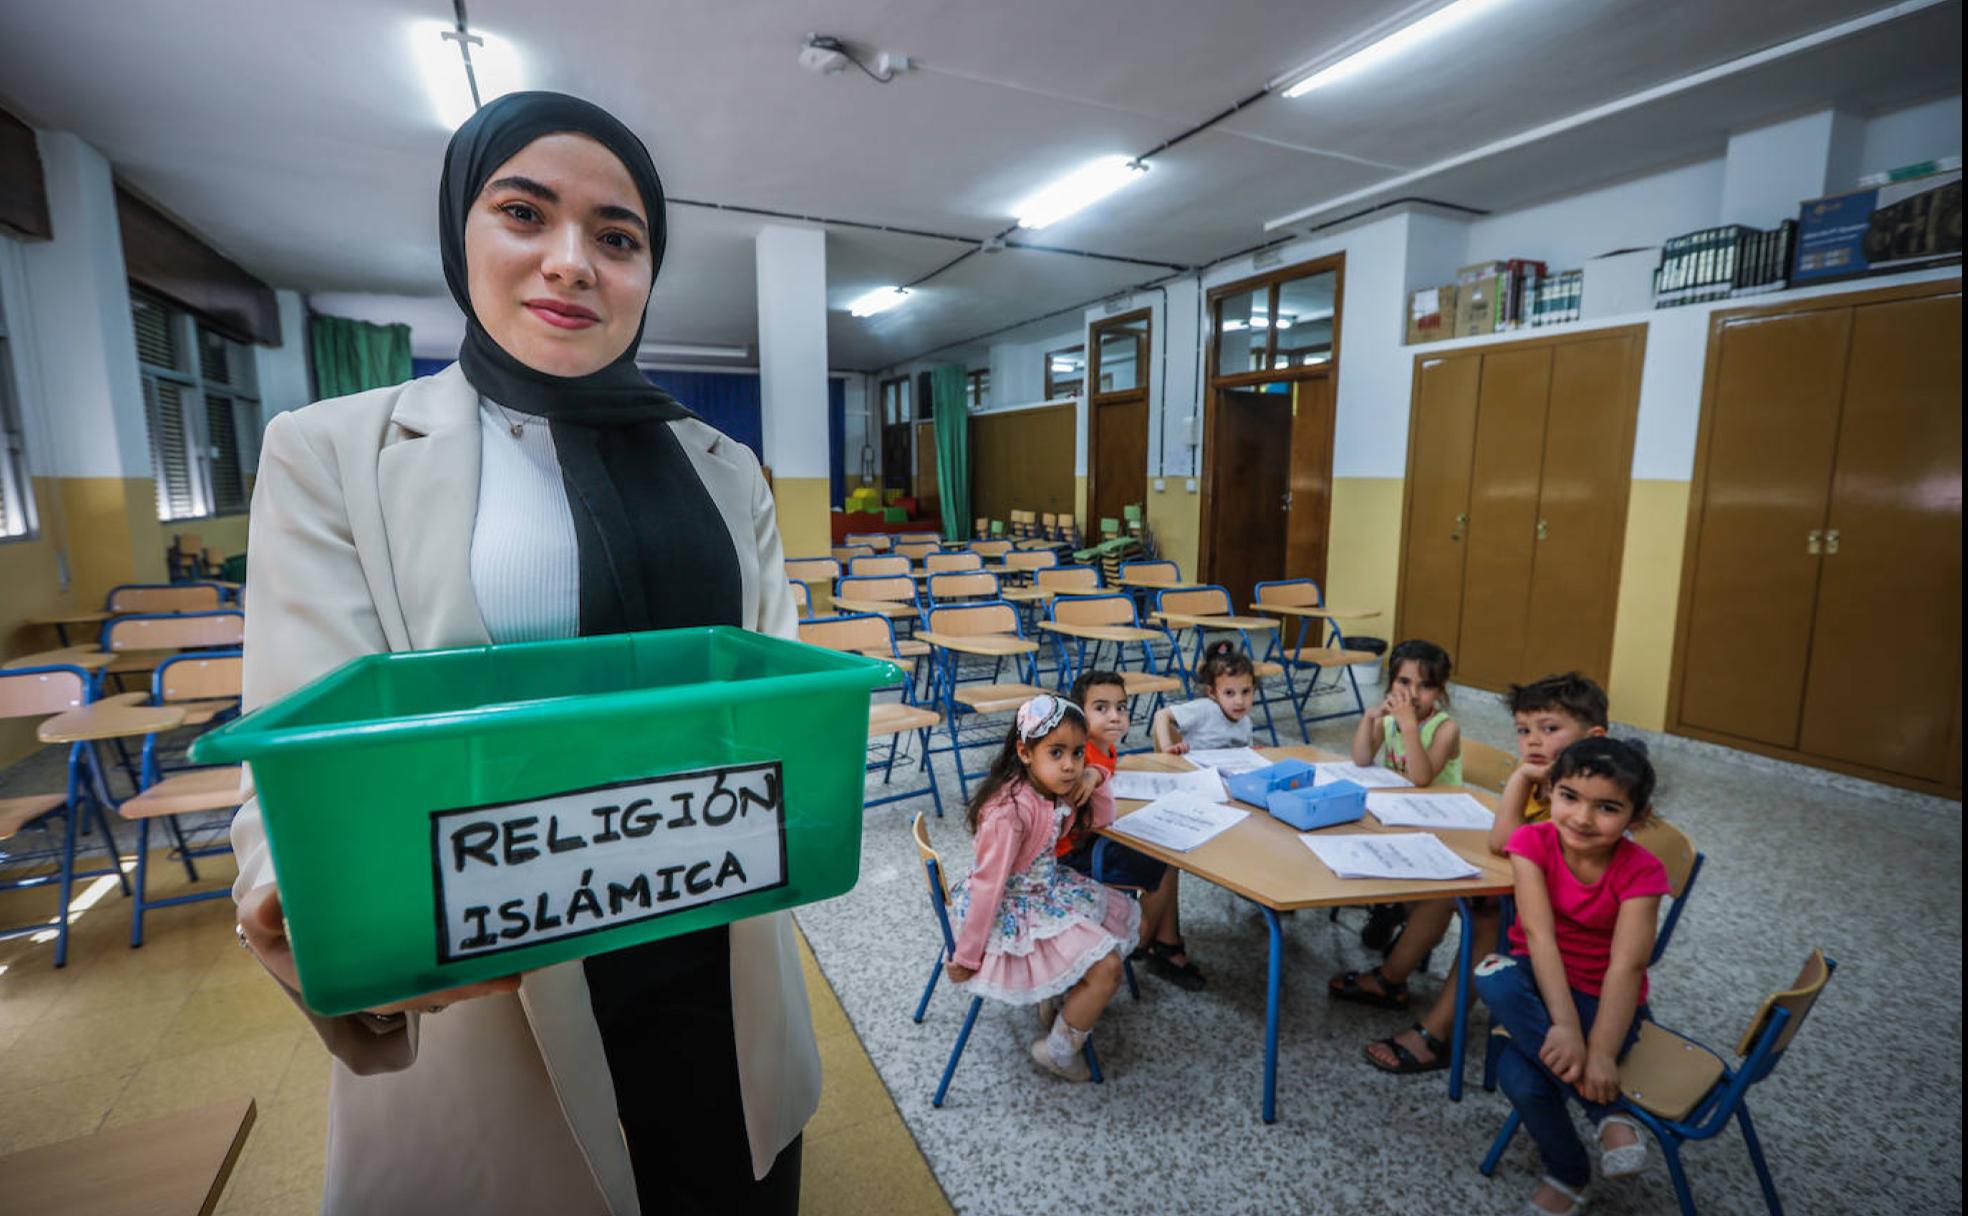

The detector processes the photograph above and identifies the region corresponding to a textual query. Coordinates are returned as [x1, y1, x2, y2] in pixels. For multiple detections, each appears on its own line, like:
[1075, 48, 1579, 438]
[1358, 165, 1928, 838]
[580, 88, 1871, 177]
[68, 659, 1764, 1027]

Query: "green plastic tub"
[191, 627, 898, 1016]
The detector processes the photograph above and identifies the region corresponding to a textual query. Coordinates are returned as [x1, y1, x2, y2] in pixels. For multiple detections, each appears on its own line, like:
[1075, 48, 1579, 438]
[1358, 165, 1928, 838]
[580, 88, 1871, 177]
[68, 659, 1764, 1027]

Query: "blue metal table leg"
[1262, 904, 1283, 1123]
[1450, 895, 1473, 1102]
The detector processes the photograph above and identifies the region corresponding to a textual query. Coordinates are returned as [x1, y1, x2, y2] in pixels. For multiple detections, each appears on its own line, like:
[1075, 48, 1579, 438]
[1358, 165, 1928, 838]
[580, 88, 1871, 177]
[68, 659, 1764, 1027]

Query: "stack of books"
[1527, 270, 1583, 326]
[1654, 222, 1796, 307]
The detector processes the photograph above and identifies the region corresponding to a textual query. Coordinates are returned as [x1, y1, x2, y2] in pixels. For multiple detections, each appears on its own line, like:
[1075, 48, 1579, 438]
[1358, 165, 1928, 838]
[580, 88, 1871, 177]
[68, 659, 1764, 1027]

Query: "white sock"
[1047, 1012, 1087, 1065]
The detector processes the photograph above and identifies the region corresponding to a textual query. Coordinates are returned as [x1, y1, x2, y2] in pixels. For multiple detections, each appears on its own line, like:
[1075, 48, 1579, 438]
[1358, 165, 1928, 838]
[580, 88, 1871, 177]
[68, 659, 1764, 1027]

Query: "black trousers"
[584, 927, 801, 1215]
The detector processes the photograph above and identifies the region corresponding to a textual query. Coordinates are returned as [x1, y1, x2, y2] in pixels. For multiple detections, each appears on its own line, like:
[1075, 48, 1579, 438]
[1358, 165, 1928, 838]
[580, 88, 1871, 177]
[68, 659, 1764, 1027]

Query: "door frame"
[1664, 276, 1963, 796]
[1086, 307, 1153, 528]
[1390, 323, 1645, 684]
[1200, 253, 1346, 586]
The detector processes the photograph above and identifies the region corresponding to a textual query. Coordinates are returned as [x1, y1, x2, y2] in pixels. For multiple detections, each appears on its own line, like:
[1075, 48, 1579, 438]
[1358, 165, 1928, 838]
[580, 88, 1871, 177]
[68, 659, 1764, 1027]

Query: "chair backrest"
[798, 613, 897, 657]
[784, 557, 841, 583]
[928, 601, 1020, 638]
[107, 583, 223, 613]
[896, 540, 940, 562]
[1004, 549, 1058, 573]
[911, 813, 957, 953]
[1119, 559, 1179, 584]
[1050, 594, 1136, 628]
[1036, 565, 1100, 595]
[102, 610, 246, 652]
[1736, 949, 1835, 1065]
[837, 574, 918, 605]
[788, 580, 811, 618]
[0, 666, 91, 720]
[927, 572, 1000, 603]
[1254, 578, 1323, 607]
[1628, 817, 1699, 900]
[1459, 740, 1518, 792]
[845, 532, 892, 551]
[849, 554, 910, 578]
[155, 652, 243, 703]
[1156, 586, 1233, 617]
[925, 551, 983, 574]
[1041, 512, 1057, 529]
[970, 539, 1013, 560]
[831, 545, 874, 564]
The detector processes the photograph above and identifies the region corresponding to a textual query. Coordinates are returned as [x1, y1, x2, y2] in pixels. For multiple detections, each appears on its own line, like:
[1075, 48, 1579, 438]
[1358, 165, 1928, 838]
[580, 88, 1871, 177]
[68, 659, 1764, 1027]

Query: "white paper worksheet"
[1184, 747, 1271, 774]
[1314, 762, 1414, 790]
[1108, 795, 1249, 853]
[1301, 832, 1480, 880]
[1367, 792, 1496, 831]
[1108, 766, 1228, 803]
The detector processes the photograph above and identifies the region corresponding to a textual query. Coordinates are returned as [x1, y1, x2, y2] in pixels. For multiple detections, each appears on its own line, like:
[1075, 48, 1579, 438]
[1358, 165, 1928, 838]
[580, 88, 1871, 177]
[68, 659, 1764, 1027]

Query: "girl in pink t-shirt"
[1473, 738, 1670, 1216]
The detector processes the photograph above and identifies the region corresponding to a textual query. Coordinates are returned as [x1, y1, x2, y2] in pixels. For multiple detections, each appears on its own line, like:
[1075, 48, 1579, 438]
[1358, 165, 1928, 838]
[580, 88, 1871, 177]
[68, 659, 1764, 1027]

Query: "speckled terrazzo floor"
[795, 672, 1965, 1216]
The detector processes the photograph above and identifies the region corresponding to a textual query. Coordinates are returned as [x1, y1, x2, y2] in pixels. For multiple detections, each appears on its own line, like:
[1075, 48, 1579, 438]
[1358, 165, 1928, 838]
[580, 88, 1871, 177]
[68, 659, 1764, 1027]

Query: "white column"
[253, 289, 313, 419]
[1720, 108, 1866, 228]
[753, 224, 830, 556]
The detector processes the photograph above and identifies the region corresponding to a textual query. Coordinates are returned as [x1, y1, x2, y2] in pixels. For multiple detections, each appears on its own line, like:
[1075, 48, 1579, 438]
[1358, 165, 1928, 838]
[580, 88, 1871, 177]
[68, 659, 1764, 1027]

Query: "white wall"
[1462, 158, 1725, 273]
[1856, 92, 1961, 178]
[252, 289, 312, 419]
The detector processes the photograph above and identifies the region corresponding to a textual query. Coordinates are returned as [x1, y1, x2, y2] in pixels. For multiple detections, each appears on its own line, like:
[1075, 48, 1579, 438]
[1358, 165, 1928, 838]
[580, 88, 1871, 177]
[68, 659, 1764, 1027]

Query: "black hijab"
[439, 91, 741, 634]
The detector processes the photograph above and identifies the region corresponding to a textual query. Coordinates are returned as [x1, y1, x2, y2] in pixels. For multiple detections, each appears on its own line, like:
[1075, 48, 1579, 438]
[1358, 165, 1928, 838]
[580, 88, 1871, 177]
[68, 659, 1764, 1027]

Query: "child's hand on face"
[1389, 684, 1419, 727]
[1539, 1024, 1587, 1084]
[1065, 768, 1101, 808]
[1579, 1051, 1621, 1104]
[1167, 739, 1189, 755]
[1516, 759, 1551, 786]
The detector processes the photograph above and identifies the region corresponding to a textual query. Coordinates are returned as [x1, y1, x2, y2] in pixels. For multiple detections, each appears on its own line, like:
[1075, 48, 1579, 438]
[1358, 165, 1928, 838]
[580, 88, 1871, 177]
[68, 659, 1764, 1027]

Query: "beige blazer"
[229, 362, 818, 1215]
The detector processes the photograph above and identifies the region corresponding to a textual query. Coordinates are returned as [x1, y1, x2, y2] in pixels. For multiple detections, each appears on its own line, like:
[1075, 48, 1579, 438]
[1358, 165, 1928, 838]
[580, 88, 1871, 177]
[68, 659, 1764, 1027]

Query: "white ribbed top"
[469, 397, 581, 644]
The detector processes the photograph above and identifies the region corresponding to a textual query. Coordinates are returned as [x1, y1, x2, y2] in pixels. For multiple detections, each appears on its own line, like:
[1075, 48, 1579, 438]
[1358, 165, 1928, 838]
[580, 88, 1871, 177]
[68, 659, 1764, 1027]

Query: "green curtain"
[930, 364, 971, 540]
[309, 314, 413, 399]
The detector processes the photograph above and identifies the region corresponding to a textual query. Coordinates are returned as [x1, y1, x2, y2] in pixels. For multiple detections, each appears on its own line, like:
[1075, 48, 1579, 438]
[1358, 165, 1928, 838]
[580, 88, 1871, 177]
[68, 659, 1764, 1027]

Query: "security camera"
[800, 35, 849, 75]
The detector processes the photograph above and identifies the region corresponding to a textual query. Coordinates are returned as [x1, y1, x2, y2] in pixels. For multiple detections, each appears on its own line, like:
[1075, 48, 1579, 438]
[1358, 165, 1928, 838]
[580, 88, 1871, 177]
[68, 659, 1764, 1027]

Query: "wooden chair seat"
[1119, 672, 1183, 696]
[892, 638, 931, 658]
[0, 793, 66, 839]
[173, 698, 240, 727]
[1281, 646, 1378, 668]
[119, 766, 246, 820]
[870, 703, 942, 736]
[1253, 660, 1284, 679]
[1617, 1021, 1727, 1121]
[953, 683, 1050, 714]
[106, 651, 173, 675]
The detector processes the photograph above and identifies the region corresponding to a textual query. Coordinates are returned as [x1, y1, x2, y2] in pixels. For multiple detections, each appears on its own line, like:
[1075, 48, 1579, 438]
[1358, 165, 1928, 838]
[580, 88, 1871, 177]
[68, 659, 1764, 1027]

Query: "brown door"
[914, 422, 939, 520]
[1796, 294, 1963, 779]
[1519, 335, 1642, 685]
[1284, 376, 1336, 584]
[1398, 354, 1481, 653]
[1678, 310, 1851, 746]
[882, 424, 911, 493]
[1206, 386, 1290, 603]
[1092, 396, 1149, 527]
[1455, 347, 1552, 688]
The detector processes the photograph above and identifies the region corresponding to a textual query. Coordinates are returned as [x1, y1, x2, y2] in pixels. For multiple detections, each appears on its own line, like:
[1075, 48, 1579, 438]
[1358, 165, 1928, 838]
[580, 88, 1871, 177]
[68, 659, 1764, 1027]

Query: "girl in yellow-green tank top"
[1351, 639, 1462, 786]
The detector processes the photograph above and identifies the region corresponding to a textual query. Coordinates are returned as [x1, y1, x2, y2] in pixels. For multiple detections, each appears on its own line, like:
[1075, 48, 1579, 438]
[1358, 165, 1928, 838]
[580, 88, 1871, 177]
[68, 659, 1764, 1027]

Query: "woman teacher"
[230, 92, 815, 1214]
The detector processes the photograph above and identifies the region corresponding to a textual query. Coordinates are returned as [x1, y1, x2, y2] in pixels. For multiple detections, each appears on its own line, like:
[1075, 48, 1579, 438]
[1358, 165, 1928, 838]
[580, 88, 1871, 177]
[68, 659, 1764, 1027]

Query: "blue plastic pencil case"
[1266, 780, 1368, 831]
[1222, 758, 1318, 806]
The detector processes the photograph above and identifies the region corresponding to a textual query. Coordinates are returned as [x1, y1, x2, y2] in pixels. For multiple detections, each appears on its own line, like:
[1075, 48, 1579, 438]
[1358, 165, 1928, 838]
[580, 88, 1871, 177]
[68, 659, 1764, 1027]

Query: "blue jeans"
[1060, 836, 1168, 892]
[1475, 953, 1650, 1190]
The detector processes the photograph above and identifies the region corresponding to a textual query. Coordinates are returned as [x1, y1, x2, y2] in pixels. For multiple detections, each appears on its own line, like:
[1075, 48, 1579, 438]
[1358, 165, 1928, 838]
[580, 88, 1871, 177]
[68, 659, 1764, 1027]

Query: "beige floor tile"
[801, 1113, 953, 1216]
[101, 1029, 301, 1129]
[211, 1098, 328, 1210]
[273, 1033, 331, 1107]
[153, 977, 311, 1060]
[0, 998, 172, 1093]
[214, 1184, 322, 1216]
[808, 1030, 900, 1142]
[0, 1070, 128, 1155]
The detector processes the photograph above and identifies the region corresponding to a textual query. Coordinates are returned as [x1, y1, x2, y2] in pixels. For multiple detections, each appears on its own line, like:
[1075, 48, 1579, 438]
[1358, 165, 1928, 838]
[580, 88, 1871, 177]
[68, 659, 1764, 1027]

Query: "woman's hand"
[238, 885, 521, 1017]
[1539, 1023, 1587, 1084]
[1579, 1051, 1622, 1105]
[945, 961, 976, 983]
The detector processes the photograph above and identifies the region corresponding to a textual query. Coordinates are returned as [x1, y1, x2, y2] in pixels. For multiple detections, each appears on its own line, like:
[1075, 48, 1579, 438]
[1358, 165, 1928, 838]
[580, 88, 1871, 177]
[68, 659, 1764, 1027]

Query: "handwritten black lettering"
[700, 773, 738, 826]
[607, 874, 652, 915]
[452, 822, 498, 872]
[503, 816, 540, 865]
[621, 798, 658, 838]
[546, 815, 586, 854]
[655, 864, 685, 902]
[667, 790, 697, 829]
[459, 905, 496, 949]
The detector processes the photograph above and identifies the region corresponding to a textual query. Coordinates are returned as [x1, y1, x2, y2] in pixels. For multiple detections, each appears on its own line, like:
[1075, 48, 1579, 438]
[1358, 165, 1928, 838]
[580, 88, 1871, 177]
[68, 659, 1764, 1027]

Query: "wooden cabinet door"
[1520, 335, 1642, 686]
[1677, 310, 1850, 746]
[1456, 347, 1552, 688]
[1206, 387, 1290, 603]
[1398, 355, 1481, 655]
[1797, 293, 1963, 779]
[1284, 375, 1336, 584]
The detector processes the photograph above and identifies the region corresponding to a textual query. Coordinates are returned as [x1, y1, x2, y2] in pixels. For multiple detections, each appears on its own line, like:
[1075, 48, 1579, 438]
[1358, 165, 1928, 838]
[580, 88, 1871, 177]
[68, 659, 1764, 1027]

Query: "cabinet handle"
[1535, 518, 1549, 541]
[1450, 511, 1466, 542]
[1824, 528, 1840, 555]
[1807, 529, 1823, 555]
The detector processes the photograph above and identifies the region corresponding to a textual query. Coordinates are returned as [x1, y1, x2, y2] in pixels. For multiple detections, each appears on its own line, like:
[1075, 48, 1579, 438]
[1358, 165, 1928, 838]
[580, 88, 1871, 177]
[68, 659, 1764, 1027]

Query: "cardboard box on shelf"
[1455, 274, 1504, 337]
[1581, 247, 1659, 318]
[1405, 283, 1458, 344]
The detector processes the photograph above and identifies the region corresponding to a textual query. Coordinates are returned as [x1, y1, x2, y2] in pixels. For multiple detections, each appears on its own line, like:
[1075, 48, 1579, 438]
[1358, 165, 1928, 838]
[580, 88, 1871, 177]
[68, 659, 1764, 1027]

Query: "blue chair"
[1481, 950, 1835, 1215]
[920, 602, 1045, 800]
[1043, 594, 1182, 748]
[797, 614, 944, 819]
[0, 665, 131, 967]
[1252, 579, 1378, 732]
[1149, 584, 1285, 745]
[909, 813, 1104, 1105]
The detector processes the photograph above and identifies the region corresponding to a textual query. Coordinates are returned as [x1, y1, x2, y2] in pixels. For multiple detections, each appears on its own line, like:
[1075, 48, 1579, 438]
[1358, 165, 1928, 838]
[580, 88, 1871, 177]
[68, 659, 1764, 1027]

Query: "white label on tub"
[429, 762, 787, 962]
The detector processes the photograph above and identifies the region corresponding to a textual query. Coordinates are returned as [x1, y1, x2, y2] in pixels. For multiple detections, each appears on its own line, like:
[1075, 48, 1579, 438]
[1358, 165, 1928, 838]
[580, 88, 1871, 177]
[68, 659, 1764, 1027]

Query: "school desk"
[4, 646, 115, 673]
[1103, 746, 1513, 1122]
[1247, 603, 1381, 623]
[24, 610, 113, 647]
[830, 596, 921, 620]
[0, 1095, 255, 1216]
[1116, 575, 1203, 591]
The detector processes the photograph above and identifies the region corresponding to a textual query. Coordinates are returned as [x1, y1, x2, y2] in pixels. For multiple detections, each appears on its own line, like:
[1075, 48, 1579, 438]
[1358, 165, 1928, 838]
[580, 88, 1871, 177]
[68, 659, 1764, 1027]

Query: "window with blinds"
[0, 324, 31, 541]
[132, 291, 260, 520]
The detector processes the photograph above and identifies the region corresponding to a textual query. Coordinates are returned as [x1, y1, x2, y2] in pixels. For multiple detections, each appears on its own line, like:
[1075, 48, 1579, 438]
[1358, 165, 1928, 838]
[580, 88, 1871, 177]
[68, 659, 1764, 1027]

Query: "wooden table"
[39, 692, 187, 743]
[25, 610, 113, 646]
[1117, 576, 1202, 591]
[0, 1095, 255, 1216]
[998, 586, 1053, 604]
[1248, 603, 1381, 622]
[1104, 744, 1512, 1121]
[5, 646, 114, 673]
[1038, 621, 1163, 644]
[913, 630, 1037, 658]
[1152, 611, 1281, 632]
[830, 597, 920, 619]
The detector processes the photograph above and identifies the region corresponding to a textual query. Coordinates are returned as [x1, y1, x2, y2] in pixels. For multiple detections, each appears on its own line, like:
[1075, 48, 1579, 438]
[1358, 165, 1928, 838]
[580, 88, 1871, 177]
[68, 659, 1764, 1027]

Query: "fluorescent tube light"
[1013, 156, 1148, 230]
[1282, 0, 1504, 98]
[413, 20, 525, 129]
[849, 286, 911, 317]
[636, 342, 750, 361]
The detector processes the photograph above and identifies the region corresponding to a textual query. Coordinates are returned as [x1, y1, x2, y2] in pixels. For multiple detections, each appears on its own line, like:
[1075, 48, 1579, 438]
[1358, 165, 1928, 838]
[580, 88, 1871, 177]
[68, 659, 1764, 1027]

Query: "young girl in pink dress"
[945, 695, 1140, 1081]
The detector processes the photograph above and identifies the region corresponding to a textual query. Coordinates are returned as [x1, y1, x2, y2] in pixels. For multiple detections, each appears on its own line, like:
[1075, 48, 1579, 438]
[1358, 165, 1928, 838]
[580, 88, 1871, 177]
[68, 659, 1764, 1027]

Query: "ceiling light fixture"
[1013, 156, 1148, 230]
[413, 19, 525, 129]
[637, 342, 751, 361]
[849, 286, 911, 317]
[1281, 0, 1504, 98]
